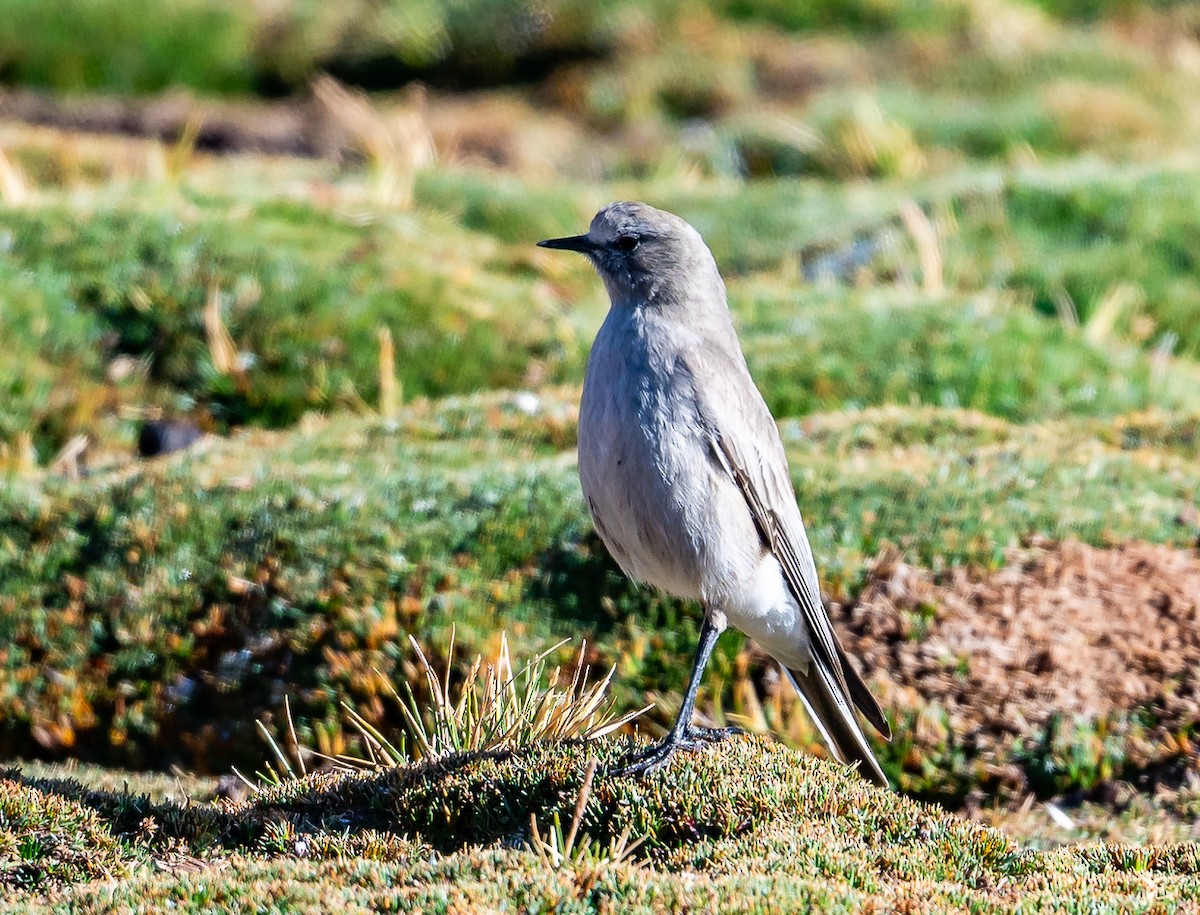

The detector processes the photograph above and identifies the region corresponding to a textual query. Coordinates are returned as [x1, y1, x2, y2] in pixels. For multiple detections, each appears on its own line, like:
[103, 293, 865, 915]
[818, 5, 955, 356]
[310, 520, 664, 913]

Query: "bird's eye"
[614, 234, 639, 252]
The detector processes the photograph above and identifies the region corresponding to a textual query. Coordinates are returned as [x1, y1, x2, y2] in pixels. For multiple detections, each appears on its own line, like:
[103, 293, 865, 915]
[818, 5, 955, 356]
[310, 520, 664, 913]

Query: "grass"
[247, 634, 647, 781]
[2, 738, 1200, 911]
[739, 286, 1186, 422]
[3, 157, 1200, 462]
[2, 0, 1200, 907]
[0, 198, 588, 457]
[950, 166, 1200, 358]
[0, 394, 1197, 797]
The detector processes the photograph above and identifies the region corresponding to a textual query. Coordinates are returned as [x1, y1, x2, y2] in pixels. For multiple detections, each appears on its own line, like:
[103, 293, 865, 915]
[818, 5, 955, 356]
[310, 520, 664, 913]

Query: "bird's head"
[538, 201, 722, 310]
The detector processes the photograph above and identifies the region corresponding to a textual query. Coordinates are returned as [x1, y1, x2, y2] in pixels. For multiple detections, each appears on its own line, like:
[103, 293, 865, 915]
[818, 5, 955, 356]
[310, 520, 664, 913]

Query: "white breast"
[578, 309, 706, 598]
[577, 306, 814, 669]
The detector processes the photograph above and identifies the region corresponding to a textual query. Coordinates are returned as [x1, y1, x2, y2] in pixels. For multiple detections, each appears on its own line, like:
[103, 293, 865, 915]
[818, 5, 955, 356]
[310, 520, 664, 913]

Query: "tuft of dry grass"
[819, 96, 926, 179]
[247, 634, 650, 787]
[899, 200, 943, 293]
[203, 282, 245, 387]
[312, 76, 435, 208]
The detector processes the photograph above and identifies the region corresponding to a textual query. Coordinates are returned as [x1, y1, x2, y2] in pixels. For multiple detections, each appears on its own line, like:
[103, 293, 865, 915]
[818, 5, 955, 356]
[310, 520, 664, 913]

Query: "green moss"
[0, 399, 1196, 791]
[2, 742, 1200, 911]
[0, 771, 131, 890]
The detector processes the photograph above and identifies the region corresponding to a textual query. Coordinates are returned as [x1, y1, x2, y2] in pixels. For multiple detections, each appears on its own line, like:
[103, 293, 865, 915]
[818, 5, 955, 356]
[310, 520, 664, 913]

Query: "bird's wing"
[689, 347, 891, 740]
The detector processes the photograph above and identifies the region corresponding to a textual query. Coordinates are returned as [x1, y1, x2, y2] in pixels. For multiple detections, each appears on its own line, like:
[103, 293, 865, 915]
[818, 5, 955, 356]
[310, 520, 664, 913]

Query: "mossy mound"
[4, 740, 1200, 912]
[0, 770, 130, 890]
[240, 738, 994, 867]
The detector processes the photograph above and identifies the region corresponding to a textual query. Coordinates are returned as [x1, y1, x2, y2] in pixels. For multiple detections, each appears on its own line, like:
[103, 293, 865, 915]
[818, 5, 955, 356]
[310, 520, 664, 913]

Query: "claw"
[607, 617, 737, 779]
[607, 725, 746, 777]
[608, 741, 680, 777]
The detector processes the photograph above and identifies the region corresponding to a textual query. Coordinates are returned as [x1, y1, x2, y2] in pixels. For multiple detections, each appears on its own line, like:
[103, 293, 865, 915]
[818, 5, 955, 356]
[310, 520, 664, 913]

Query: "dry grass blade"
[256, 720, 295, 782]
[341, 702, 406, 767]
[230, 766, 260, 795]
[49, 434, 89, 481]
[528, 756, 648, 870]
[1085, 282, 1142, 345]
[463, 653, 487, 749]
[166, 111, 204, 179]
[0, 144, 31, 204]
[377, 326, 399, 417]
[1052, 286, 1079, 329]
[444, 626, 457, 710]
[564, 758, 598, 854]
[382, 673, 434, 757]
[285, 696, 307, 777]
[900, 200, 942, 294]
[248, 634, 648, 787]
[204, 283, 249, 391]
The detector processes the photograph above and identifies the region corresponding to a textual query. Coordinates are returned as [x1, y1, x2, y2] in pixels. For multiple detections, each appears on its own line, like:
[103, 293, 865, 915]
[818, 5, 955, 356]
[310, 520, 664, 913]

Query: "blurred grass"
[0, 0, 258, 94]
[2, 0, 1197, 175]
[0, 196, 590, 458]
[0, 0, 640, 95]
[950, 167, 1200, 358]
[4, 155, 1200, 461]
[739, 286, 1185, 422]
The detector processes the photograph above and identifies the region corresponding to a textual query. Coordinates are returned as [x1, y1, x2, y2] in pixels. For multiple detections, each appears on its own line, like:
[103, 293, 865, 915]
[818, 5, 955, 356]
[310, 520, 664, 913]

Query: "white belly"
[724, 554, 815, 669]
[577, 309, 813, 668]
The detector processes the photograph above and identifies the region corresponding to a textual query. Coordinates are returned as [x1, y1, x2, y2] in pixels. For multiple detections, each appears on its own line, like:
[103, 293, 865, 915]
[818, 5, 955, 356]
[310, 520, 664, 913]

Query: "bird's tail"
[787, 662, 889, 788]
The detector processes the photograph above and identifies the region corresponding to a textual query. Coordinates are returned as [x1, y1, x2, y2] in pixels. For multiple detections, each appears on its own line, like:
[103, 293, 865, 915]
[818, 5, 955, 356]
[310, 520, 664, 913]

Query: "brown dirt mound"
[840, 540, 1200, 789]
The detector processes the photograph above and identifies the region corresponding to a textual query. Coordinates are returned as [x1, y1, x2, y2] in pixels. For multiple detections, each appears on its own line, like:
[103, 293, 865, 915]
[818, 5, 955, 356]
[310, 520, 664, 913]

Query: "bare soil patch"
[0, 84, 588, 172]
[0, 87, 335, 156]
[839, 540, 1200, 791]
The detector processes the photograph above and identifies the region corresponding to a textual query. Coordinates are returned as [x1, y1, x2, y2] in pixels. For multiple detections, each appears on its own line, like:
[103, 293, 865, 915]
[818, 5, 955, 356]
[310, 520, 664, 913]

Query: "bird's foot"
[688, 725, 745, 744]
[608, 725, 747, 777]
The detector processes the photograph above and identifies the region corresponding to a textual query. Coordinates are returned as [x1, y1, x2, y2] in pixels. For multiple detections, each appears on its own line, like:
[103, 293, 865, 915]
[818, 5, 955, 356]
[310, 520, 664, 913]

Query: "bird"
[538, 202, 892, 786]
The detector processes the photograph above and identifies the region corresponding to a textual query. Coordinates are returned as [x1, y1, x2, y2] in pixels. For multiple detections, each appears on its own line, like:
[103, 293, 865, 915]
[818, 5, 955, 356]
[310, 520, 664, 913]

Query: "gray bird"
[539, 202, 891, 786]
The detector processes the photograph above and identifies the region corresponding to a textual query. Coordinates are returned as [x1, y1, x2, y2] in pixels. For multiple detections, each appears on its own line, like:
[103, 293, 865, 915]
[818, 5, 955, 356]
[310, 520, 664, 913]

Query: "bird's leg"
[610, 613, 744, 777]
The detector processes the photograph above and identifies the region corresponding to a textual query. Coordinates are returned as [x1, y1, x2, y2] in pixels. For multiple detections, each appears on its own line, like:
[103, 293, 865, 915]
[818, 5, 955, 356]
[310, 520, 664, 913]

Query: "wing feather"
[692, 349, 890, 740]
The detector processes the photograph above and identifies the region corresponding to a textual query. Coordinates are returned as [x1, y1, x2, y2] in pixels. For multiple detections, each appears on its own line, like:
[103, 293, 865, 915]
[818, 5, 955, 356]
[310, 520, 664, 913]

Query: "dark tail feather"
[837, 642, 891, 741]
[787, 663, 889, 788]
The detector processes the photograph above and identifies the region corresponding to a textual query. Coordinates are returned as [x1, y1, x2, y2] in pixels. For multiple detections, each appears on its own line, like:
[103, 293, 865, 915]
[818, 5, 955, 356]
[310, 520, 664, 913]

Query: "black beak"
[537, 234, 597, 253]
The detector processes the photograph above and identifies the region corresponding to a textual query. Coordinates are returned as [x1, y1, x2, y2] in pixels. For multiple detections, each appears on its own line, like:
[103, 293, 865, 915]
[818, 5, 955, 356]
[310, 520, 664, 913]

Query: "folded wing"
[688, 347, 891, 784]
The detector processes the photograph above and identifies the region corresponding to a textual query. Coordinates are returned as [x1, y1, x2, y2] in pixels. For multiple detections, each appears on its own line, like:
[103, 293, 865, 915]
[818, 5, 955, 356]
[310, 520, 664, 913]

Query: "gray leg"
[610, 613, 744, 777]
